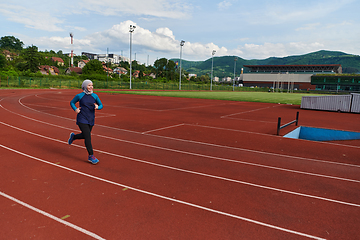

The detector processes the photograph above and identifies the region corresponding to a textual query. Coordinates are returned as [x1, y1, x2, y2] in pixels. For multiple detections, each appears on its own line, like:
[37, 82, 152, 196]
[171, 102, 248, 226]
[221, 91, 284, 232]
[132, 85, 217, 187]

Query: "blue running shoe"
[68, 133, 75, 145]
[88, 155, 99, 164]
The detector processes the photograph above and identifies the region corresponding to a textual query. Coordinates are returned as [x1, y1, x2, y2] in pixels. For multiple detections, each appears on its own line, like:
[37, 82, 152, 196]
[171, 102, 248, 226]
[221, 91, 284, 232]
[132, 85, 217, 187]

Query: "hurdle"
[277, 111, 299, 135]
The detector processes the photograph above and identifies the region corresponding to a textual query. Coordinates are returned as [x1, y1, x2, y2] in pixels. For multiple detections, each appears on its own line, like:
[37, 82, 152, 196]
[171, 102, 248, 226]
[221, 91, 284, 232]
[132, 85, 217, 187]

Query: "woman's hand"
[94, 103, 99, 110]
[75, 107, 81, 114]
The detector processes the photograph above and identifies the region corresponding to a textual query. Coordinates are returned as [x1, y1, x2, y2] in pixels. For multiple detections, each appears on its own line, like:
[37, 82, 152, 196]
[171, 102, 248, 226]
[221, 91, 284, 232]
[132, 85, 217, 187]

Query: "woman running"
[68, 79, 103, 164]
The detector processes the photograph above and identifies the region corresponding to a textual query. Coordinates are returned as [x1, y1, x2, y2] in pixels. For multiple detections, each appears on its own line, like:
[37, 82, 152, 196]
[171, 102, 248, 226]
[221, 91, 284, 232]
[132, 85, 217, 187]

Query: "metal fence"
[0, 76, 267, 92]
[301, 94, 359, 113]
[351, 93, 360, 113]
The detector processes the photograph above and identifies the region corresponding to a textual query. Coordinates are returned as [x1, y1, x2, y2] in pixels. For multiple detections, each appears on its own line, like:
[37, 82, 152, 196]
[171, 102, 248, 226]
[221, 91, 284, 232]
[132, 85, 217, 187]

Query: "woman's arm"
[70, 93, 82, 111]
[93, 94, 103, 110]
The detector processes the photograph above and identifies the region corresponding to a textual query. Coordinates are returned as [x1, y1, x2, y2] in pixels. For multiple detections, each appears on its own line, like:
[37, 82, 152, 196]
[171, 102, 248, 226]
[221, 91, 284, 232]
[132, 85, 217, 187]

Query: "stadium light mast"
[179, 40, 185, 90]
[233, 57, 237, 91]
[211, 50, 216, 91]
[129, 25, 136, 89]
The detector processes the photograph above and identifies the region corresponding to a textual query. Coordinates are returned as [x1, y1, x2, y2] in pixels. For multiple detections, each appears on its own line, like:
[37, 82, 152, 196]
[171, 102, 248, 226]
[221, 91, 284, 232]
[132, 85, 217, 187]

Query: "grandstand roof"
[244, 64, 342, 74]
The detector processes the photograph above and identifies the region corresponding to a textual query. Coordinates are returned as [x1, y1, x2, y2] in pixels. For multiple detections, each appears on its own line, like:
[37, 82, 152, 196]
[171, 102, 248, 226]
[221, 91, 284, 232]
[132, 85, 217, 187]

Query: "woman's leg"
[77, 122, 94, 155]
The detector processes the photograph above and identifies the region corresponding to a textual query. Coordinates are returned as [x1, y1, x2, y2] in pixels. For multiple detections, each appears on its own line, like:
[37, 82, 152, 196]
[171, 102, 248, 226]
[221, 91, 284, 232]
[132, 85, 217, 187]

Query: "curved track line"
[14, 96, 360, 167]
[2, 101, 360, 182]
[2, 104, 360, 184]
[221, 105, 281, 118]
[97, 133, 360, 183]
[0, 144, 326, 240]
[1, 120, 359, 208]
[0, 191, 106, 240]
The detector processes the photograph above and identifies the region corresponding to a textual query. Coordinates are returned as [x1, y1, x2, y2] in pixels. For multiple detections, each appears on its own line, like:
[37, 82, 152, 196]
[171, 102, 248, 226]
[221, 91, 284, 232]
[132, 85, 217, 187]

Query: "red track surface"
[0, 89, 359, 240]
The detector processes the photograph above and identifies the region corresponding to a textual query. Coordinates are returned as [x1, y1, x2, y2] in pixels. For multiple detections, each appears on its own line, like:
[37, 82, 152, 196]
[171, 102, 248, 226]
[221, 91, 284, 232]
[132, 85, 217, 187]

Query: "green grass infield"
[102, 90, 320, 105]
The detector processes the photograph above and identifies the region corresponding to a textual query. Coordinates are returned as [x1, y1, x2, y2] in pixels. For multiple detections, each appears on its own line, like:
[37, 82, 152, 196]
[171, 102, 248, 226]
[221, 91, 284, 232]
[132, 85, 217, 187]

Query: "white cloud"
[78, 0, 191, 19]
[24, 19, 356, 63]
[325, 21, 352, 29]
[0, 4, 64, 31]
[218, 1, 233, 10]
[296, 23, 321, 31]
[91, 21, 228, 60]
[248, 0, 356, 25]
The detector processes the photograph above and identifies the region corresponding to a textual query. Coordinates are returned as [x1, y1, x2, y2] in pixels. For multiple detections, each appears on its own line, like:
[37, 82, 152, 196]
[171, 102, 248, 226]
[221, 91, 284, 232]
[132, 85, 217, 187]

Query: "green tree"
[154, 58, 168, 78]
[119, 60, 130, 70]
[22, 45, 43, 73]
[0, 54, 6, 69]
[0, 36, 24, 51]
[154, 58, 177, 81]
[82, 60, 105, 75]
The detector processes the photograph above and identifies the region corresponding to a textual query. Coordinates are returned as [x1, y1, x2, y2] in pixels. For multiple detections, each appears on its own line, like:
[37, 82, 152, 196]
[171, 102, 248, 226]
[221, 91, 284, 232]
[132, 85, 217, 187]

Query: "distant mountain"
[171, 50, 360, 78]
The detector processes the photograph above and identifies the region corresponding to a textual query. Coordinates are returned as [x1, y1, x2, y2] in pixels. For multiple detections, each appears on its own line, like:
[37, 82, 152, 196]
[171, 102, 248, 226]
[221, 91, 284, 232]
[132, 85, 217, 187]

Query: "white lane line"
[109, 103, 230, 112]
[0, 191, 106, 240]
[142, 123, 185, 134]
[1, 120, 359, 208]
[3, 98, 360, 175]
[24, 103, 116, 118]
[15, 94, 360, 151]
[145, 131, 360, 167]
[221, 116, 277, 123]
[9, 98, 360, 166]
[221, 105, 281, 118]
[185, 123, 277, 136]
[34, 93, 230, 112]
[26, 103, 69, 110]
[2, 113, 360, 186]
[2, 102, 360, 184]
[97, 133, 360, 183]
[185, 123, 360, 149]
[0, 144, 326, 240]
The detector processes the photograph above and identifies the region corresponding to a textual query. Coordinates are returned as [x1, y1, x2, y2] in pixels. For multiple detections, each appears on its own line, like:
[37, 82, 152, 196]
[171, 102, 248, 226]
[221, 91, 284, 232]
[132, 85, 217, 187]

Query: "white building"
[222, 77, 232, 82]
[91, 54, 130, 64]
[188, 74, 197, 78]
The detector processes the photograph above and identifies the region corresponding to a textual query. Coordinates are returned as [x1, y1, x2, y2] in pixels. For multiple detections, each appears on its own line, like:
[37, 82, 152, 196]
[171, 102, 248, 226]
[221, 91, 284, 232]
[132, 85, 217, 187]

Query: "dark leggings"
[74, 123, 94, 155]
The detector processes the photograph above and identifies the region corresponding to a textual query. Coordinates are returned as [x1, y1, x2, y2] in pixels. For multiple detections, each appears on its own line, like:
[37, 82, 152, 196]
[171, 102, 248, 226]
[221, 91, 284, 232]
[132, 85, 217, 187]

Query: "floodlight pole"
[179, 40, 185, 90]
[129, 25, 136, 89]
[211, 50, 216, 91]
[233, 57, 237, 91]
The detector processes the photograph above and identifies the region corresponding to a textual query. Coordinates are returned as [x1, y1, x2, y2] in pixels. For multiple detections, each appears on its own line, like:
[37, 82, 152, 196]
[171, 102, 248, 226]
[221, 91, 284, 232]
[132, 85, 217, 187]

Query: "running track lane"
[0, 89, 359, 239]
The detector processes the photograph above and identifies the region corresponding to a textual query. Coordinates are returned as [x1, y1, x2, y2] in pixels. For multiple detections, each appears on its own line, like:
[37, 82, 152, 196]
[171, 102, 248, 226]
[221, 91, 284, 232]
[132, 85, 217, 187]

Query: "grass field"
[104, 90, 320, 105]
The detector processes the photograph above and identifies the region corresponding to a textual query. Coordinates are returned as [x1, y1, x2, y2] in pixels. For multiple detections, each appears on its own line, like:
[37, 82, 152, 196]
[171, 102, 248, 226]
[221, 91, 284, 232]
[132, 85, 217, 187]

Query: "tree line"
[0, 35, 213, 84]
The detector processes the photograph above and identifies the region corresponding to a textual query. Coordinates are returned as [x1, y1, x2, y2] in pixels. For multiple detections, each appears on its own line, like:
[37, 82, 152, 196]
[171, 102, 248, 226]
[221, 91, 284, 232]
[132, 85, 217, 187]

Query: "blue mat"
[284, 126, 360, 141]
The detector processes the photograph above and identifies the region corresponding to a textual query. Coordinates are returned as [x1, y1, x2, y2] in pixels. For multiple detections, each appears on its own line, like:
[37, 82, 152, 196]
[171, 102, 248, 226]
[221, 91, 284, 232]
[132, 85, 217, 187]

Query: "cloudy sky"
[0, 0, 359, 65]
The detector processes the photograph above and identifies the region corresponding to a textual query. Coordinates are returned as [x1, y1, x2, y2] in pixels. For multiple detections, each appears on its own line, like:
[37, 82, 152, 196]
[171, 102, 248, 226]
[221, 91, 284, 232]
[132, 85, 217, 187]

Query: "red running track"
[0, 89, 359, 240]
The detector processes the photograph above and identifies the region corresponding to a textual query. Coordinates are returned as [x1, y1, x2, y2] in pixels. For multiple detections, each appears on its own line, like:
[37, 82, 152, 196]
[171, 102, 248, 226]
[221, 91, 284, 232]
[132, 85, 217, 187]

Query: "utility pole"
[211, 50, 216, 91]
[129, 25, 136, 89]
[179, 40, 185, 90]
[233, 57, 237, 91]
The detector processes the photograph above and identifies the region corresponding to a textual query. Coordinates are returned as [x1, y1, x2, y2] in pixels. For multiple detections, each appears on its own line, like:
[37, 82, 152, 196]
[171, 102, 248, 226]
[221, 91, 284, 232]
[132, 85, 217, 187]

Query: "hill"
[171, 50, 360, 78]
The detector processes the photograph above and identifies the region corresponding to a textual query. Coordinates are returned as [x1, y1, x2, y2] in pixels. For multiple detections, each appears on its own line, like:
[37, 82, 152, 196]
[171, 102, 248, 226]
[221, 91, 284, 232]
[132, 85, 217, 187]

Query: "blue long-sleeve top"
[70, 92, 103, 126]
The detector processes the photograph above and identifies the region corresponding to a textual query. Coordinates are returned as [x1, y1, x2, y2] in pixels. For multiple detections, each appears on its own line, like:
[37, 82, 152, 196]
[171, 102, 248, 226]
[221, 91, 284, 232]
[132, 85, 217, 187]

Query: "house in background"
[102, 62, 112, 74]
[65, 67, 82, 75]
[51, 57, 65, 66]
[113, 67, 128, 75]
[147, 73, 156, 79]
[2, 50, 17, 61]
[188, 73, 197, 80]
[39, 65, 60, 75]
[78, 59, 90, 68]
[133, 70, 142, 78]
